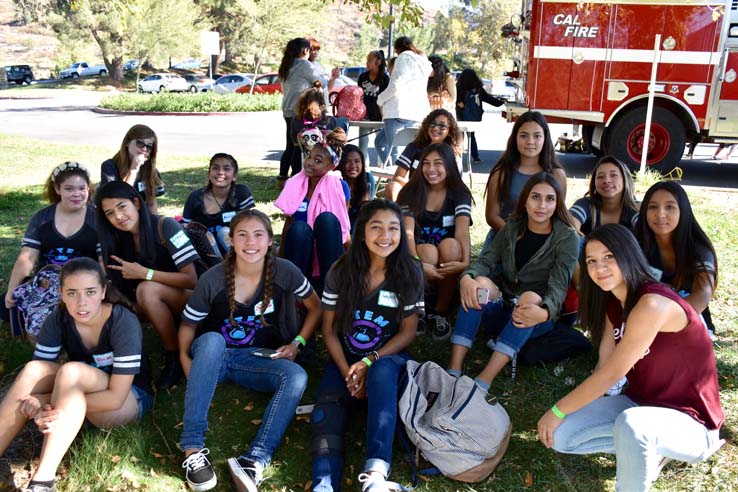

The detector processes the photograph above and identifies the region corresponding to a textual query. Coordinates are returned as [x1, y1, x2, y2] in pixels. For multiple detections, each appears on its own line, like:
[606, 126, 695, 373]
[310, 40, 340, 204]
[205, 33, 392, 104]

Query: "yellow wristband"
[361, 356, 373, 368]
[145, 268, 154, 281]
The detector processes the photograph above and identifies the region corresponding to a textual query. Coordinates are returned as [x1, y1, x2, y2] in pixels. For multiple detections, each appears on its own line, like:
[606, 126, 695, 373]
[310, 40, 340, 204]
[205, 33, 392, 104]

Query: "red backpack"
[331, 86, 366, 121]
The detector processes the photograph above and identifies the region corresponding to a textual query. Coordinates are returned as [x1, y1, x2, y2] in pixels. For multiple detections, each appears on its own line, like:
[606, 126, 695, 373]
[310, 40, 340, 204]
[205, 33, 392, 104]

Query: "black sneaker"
[158, 351, 184, 390]
[182, 449, 217, 491]
[227, 457, 262, 492]
[24, 483, 57, 492]
[428, 313, 452, 341]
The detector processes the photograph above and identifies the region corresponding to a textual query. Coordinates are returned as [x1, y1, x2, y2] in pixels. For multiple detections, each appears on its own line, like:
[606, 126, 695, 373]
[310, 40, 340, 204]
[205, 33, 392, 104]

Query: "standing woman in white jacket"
[375, 37, 432, 166]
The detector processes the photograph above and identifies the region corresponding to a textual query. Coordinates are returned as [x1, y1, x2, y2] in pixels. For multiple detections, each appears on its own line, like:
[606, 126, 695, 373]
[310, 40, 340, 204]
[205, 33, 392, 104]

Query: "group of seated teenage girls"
[0, 107, 723, 492]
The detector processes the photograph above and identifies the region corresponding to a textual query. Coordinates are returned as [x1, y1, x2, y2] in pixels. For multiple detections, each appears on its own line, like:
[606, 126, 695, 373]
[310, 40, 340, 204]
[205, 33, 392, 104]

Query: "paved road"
[1, 92, 737, 188]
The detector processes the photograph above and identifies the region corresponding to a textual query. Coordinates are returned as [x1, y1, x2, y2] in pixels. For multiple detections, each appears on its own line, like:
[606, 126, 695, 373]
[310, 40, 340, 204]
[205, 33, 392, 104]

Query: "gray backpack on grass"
[398, 360, 512, 482]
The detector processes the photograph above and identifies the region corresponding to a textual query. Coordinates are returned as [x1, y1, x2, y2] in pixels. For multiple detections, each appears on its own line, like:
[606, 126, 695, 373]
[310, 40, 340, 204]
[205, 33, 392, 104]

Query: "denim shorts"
[131, 384, 154, 418]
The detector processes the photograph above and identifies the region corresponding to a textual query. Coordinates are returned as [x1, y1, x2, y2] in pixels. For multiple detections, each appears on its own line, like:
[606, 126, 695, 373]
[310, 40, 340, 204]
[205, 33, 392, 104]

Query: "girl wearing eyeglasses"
[383, 109, 461, 201]
[101, 124, 165, 214]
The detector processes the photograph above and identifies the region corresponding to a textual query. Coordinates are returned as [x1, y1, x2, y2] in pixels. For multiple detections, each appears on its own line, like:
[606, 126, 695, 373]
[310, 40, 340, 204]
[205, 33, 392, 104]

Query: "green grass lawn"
[0, 133, 736, 491]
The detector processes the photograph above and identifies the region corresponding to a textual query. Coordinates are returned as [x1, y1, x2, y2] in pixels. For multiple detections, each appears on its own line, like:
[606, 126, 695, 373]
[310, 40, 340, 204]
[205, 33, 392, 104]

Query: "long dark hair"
[43, 161, 93, 204]
[456, 68, 483, 102]
[397, 143, 472, 221]
[278, 37, 310, 81]
[60, 257, 133, 310]
[337, 144, 369, 211]
[331, 200, 421, 334]
[412, 109, 462, 155]
[586, 155, 638, 212]
[579, 224, 656, 346]
[223, 210, 277, 328]
[394, 36, 422, 55]
[427, 55, 450, 93]
[635, 181, 718, 292]
[486, 111, 563, 204]
[110, 124, 161, 208]
[207, 153, 239, 208]
[95, 181, 157, 269]
[511, 172, 573, 236]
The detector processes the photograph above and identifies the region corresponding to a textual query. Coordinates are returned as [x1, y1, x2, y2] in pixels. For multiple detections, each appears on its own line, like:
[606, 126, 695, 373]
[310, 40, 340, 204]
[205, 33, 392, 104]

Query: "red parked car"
[235, 73, 282, 95]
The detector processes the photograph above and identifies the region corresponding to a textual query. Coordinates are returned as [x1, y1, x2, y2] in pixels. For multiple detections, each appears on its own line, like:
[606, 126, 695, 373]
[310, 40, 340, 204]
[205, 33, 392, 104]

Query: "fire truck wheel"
[606, 106, 686, 172]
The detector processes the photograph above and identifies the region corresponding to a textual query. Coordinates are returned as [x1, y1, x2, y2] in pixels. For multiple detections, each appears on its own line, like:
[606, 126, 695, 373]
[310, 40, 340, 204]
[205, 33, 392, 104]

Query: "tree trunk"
[108, 57, 124, 83]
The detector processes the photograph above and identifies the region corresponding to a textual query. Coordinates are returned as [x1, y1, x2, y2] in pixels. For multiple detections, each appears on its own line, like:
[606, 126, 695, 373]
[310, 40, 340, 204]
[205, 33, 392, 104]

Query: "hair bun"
[325, 127, 347, 150]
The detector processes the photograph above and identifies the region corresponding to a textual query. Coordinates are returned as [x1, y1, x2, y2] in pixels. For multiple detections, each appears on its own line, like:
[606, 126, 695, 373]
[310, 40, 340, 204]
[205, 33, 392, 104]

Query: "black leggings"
[279, 116, 300, 178]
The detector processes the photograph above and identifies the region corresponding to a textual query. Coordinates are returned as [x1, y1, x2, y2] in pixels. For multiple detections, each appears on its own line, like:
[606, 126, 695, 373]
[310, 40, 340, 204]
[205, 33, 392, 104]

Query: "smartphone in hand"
[476, 288, 489, 305]
[253, 348, 279, 359]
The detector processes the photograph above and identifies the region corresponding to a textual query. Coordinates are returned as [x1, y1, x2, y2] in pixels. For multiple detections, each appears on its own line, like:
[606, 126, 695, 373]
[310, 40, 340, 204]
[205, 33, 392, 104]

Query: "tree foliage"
[431, 0, 517, 77]
[46, 0, 205, 81]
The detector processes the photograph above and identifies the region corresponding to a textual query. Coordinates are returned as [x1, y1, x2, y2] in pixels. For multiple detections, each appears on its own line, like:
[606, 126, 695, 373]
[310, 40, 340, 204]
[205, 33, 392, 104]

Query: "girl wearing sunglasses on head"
[101, 124, 165, 214]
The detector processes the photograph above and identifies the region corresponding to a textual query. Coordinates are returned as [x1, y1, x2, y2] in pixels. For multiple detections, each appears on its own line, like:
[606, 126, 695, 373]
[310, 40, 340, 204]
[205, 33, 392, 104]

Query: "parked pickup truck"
[59, 62, 107, 79]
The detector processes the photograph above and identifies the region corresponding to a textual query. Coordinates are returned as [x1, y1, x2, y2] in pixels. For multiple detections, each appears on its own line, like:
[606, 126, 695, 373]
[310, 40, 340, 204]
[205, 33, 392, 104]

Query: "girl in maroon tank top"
[537, 224, 723, 492]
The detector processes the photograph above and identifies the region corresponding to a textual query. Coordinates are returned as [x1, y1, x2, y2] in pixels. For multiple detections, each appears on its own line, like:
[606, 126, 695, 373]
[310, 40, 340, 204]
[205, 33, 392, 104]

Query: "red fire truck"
[502, 0, 738, 170]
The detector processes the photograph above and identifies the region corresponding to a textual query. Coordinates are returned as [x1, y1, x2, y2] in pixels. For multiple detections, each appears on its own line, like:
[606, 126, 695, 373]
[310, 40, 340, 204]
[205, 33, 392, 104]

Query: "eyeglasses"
[429, 122, 449, 130]
[134, 139, 154, 153]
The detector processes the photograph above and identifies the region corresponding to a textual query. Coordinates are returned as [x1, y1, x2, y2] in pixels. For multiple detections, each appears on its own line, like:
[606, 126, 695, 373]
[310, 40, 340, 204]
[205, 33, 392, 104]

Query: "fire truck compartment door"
[715, 49, 738, 136]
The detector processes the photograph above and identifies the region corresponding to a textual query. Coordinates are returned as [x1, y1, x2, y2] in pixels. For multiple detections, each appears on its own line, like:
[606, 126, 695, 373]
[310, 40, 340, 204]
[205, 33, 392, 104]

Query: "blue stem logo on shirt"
[421, 226, 448, 244]
[221, 316, 261, 346]
[348, 310, 390, 351]
[45, 247, 79, 265]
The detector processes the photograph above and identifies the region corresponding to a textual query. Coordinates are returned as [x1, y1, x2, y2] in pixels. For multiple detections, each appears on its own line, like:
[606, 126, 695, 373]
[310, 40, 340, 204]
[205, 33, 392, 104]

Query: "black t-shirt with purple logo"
[22, 204, 100, 266]
[321, 265, 424, 364]
[182, 260, 313, 348]
[402, 191, 472, 246]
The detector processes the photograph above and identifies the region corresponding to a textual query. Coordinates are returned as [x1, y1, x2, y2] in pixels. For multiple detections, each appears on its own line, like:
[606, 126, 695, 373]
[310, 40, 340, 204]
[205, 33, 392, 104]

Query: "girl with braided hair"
[276, 127, 352, 292]
[178, 209, 322, 492]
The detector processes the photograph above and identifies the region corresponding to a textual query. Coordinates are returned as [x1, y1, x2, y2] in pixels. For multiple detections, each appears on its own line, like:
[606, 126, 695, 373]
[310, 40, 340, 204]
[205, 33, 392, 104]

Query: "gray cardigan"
[464, 215, 579, 320]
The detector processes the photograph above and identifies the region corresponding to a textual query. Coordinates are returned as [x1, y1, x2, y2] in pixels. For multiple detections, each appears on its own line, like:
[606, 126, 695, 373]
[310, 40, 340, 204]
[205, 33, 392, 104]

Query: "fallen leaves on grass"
[524, 471, 533, 487]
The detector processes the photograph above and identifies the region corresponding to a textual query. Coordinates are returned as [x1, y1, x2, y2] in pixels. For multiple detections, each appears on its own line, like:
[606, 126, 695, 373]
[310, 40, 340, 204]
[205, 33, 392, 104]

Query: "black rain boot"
[158, 350, 184, 390]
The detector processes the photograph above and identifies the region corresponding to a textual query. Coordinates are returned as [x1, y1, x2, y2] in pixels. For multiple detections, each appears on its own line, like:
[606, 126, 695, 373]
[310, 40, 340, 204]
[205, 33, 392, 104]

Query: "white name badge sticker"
[411, 160, 420, 170]
[254, 299, 275, 316]
[378, 290, 399, 308]
[297, 200, 308, 213]
[93, 351, 114, 367]
[169, 230, 189, 248]
[442, 215, 455, 227]
[222, 211, 236, 223]
[137, 182, 145, 192]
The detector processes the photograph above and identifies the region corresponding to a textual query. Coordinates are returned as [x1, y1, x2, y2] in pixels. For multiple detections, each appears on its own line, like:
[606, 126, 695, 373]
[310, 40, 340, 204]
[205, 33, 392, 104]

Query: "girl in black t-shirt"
[635, 181, 718, 334]
[397, 143, 472, 340]
[384, 109, 462, 200]
[2, 162, 99, 322]
[178, 209, 322, 492]
[337, 144, 374, 231]
[96, 181, 199, 389]
[100, 124, 164, 214]
[569, 155, 639, 236]
[182, 153, 255, 254]
[311, 200, 424, 492]
[0, 258, 151, 492]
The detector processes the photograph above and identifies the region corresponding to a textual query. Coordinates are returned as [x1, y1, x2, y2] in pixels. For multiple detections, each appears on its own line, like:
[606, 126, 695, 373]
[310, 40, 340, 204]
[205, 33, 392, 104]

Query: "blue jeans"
[311, 354, 410, 492]
[450, 299, 554, 359]
[377, 118, 415, 166]
[131, 385, 154, 419]
[283, 212, 343, 289]
[179, 332, 308, 469]
[552, 395, 723, 491]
